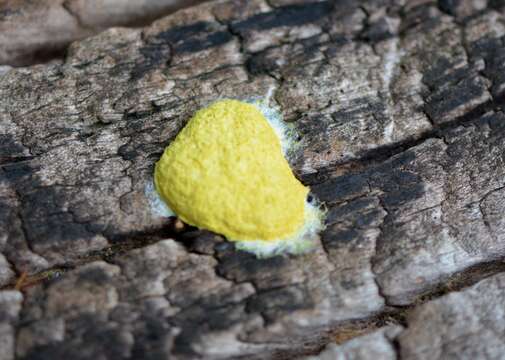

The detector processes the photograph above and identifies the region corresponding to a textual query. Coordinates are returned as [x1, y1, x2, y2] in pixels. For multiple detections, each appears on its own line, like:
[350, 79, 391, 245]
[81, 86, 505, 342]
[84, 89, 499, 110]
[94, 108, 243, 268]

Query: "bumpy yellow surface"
[154, 99, 308, 241]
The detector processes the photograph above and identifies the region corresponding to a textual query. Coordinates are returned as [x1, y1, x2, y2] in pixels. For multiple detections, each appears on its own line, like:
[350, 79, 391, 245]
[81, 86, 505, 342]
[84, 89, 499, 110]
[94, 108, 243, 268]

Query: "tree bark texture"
[2, 0, 505, 359]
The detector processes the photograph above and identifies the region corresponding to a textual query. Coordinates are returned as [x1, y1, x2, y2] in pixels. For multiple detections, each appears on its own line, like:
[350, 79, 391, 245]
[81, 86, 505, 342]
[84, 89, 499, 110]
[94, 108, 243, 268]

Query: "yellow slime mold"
[154, 99, 309, 241]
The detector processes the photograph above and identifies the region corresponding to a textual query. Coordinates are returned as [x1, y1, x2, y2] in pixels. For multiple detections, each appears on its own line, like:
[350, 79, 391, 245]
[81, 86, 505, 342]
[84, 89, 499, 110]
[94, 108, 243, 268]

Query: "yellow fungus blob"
[154, 99, 309, 241]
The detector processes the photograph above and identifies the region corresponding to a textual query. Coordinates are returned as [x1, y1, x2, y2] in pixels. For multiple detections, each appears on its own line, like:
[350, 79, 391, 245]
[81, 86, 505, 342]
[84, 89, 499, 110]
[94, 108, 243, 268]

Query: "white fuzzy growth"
[234, 201, 326, 257]
[251, 99, 299, 159]
[145, 181, 175, 217]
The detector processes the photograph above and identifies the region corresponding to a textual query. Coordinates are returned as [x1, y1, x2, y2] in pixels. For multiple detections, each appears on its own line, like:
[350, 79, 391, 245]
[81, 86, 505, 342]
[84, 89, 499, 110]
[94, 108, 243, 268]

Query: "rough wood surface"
[2, 0, 505, 359]
[313, 272, 505, 360]
[0, 0, 206, 66]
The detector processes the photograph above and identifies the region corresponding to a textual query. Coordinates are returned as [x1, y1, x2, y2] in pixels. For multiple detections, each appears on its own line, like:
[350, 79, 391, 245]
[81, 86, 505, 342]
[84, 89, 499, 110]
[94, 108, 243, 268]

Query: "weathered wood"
[312, 272, 505, 360]
[2, 0, 505, 359]
[0, 0, 206, 66]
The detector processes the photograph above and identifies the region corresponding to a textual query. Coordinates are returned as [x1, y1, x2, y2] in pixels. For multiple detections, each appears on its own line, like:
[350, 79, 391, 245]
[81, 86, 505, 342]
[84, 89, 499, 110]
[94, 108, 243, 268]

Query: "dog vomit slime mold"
[154, 99, 324, 256]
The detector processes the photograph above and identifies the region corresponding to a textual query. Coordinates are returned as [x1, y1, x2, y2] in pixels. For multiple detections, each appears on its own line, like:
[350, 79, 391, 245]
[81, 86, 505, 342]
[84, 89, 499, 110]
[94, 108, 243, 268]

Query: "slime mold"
[153, 99, 324, 256]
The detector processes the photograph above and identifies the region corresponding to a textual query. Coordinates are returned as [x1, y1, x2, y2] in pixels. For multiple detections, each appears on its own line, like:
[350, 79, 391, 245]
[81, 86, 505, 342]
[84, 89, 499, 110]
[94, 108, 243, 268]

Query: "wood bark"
[2, 0, 505, 359]
[0, 0, 206, 66]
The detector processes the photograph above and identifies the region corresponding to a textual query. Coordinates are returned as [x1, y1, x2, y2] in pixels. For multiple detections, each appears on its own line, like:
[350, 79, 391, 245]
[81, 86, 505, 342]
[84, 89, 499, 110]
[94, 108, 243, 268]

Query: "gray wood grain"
[2, 0, 505, 359]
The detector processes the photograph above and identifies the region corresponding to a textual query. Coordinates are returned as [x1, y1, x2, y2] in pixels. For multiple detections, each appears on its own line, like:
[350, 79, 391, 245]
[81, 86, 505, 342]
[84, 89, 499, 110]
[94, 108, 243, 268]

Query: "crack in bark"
[390, 334, 404, 360]
[477, 185, 505, 243]
[5, 218, 505, 357]
[0, 156, 35, 166]
[13, 189, 50, 267]
[370, 193, 393, 307]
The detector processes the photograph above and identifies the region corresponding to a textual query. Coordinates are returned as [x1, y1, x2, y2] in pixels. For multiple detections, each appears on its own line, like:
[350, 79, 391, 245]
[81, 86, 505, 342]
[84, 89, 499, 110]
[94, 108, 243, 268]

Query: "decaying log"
[2, 0, 505, 359]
